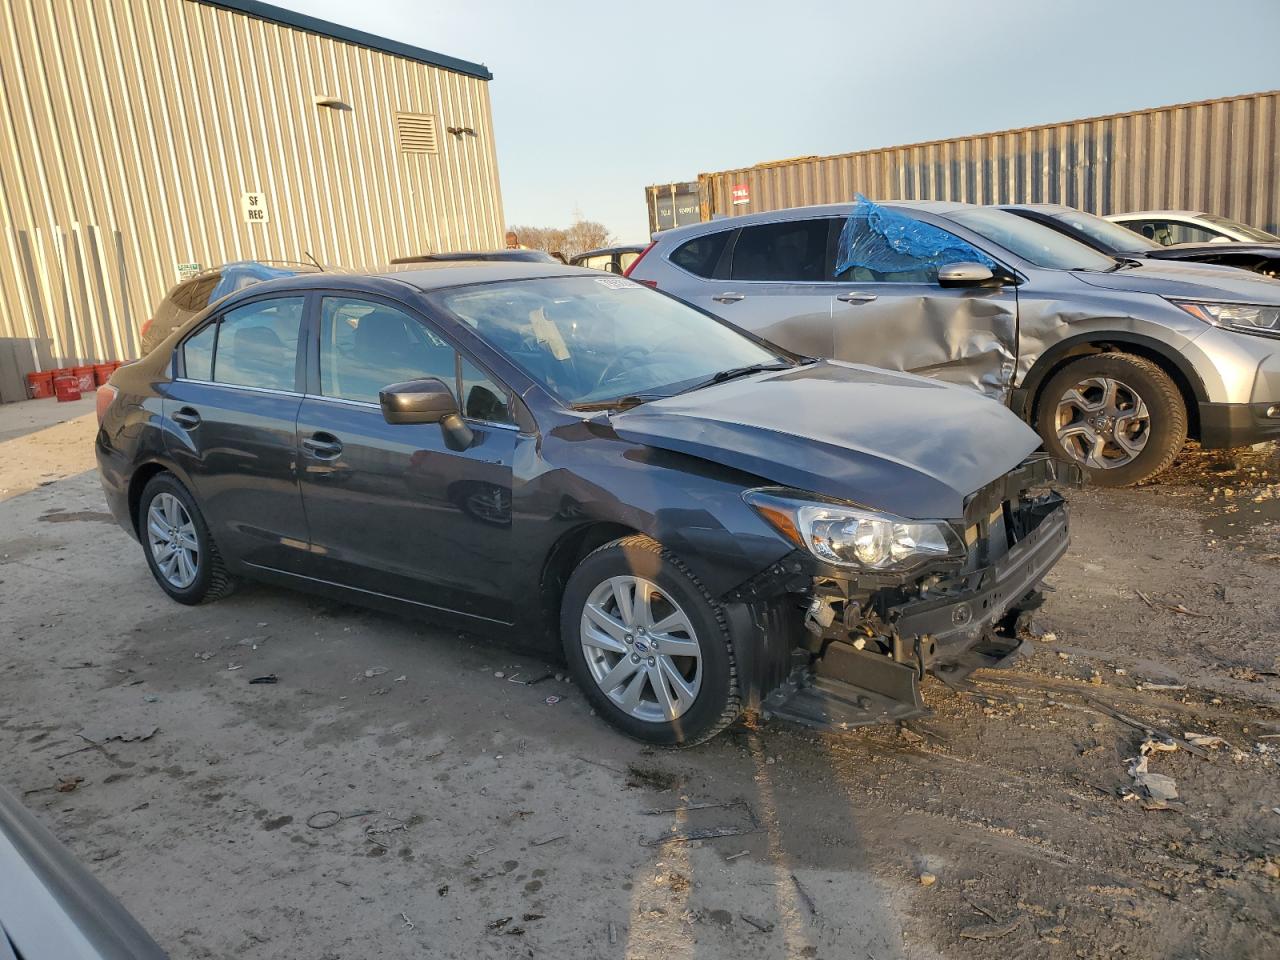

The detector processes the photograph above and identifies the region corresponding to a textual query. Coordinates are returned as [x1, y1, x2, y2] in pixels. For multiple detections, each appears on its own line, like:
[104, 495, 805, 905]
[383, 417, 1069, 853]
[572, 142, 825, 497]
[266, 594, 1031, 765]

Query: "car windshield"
[1198, 213, 1280, 242]
[433, 275, 788, 406]
[947, 208, 1118, 271]
[1050, 210, 1162, 252]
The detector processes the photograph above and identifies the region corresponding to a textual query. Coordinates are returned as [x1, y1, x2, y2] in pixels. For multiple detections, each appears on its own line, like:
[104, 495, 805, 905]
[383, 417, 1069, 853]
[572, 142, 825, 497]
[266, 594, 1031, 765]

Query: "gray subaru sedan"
[628, 199, 1280, 486]
[96, 261, 1077, 745]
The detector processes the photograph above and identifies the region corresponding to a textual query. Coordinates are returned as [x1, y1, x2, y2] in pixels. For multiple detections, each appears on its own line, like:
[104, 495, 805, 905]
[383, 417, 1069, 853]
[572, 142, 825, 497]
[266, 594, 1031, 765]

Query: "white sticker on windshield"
[594, 276, 640, 289]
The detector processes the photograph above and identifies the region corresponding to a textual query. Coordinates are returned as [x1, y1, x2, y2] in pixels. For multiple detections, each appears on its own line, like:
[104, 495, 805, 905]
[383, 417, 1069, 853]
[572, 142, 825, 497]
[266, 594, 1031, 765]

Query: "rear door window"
[670, 232, 729, 278]
[730, 220, 830, 281]
[182, 322, 216, 380]
[212, 298, 304, 391]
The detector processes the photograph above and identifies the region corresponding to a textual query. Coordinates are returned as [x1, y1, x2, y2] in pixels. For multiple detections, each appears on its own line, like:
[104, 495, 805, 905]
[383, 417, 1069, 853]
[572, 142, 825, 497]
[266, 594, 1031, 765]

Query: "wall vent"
[395, 113, 438, 154]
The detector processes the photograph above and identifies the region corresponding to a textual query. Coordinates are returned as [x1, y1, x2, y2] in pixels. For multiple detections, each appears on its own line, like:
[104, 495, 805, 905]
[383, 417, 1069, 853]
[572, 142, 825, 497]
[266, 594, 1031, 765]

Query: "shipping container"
[645, 90, 1279, 238]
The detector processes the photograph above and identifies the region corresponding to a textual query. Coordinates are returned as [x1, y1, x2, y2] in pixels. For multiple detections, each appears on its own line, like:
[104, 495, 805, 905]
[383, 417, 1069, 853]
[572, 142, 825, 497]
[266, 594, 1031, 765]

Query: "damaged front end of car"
[721, 453, 1080, 731]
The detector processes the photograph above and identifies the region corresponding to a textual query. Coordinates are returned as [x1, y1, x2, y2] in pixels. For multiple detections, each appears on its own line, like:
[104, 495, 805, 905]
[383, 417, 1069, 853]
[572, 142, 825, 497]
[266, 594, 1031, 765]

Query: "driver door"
[295, 295, 517, 622]
[825, 217, 1020, 402]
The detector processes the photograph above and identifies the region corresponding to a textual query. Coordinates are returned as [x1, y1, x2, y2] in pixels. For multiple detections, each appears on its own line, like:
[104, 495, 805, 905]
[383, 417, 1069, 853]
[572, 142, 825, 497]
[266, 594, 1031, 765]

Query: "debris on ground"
[741, 914, 774, 933]
[918, 871, 937, 887]
[642, 800, 758, 846]
[607, 921, 617, 945]
[399, 912, 415, 931]
[75, 724, 158, 745]
[364, 666, 388, 678]
[1127, 754, 1178, 803]
[791, 872, 818, 915]
[249, 674, 278, 684]
[959, 919, 1021, 941]
[544, 695, 561, 705]
[625, 764, 683, 791]
[1184, 732, 1228, 750]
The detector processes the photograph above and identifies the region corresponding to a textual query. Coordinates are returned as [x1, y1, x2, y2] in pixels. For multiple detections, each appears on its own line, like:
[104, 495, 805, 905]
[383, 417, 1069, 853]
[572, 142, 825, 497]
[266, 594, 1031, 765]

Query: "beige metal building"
[0, 0, 505, 401]
[646, 90, 1279, 237]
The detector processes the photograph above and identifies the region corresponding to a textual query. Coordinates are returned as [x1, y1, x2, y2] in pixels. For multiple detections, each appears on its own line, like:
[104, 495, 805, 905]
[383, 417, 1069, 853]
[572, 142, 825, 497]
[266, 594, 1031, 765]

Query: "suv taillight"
[623, 242, 656, 282]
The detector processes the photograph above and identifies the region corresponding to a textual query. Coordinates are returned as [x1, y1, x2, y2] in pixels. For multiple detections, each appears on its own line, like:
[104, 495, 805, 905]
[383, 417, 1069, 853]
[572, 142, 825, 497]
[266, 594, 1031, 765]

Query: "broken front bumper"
[892, 495, 1069, 674]
[726, 458, 1077, 731]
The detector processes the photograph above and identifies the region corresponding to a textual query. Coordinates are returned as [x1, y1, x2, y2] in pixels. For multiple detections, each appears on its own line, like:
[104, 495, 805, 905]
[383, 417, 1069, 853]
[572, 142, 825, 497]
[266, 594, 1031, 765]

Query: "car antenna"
[302, 250, 323, 270]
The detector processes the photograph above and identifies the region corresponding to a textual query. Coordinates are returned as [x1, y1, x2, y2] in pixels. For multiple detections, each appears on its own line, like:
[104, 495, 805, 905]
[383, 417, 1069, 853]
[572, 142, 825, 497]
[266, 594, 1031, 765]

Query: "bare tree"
[507, 220, 614, 261]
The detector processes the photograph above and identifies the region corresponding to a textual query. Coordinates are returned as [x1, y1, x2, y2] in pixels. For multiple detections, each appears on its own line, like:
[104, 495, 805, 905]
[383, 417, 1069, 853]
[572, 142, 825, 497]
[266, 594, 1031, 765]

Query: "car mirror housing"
[379, 378, 458, 424]
[937, 262, 997, 287]
[380, 378, 475, 449]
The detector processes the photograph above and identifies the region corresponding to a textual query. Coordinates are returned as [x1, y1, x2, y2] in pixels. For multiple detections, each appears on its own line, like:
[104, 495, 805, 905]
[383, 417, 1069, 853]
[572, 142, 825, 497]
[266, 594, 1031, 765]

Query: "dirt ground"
[1, 399, 1277, 960]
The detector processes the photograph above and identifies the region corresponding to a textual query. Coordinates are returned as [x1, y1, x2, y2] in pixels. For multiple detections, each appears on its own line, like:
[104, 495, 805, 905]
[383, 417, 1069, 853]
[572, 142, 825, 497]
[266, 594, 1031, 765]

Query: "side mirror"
[379, 378, 474, 449]
[937, 262, 997, 287]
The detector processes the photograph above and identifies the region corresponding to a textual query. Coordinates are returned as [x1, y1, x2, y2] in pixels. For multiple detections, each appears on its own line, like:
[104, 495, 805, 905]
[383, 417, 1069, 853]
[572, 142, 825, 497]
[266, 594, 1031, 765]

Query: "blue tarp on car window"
[834, 194, 995, 281]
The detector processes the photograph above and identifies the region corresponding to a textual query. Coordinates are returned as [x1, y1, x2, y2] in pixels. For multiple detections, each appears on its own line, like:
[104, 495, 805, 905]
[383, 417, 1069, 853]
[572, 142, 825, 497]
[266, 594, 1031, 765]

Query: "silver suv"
[627, 200, 1280, 486]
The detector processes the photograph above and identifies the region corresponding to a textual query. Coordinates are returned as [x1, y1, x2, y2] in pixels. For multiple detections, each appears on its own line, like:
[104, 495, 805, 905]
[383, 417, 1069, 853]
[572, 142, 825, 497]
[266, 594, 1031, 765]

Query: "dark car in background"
[627, 199, 1280, 486]
[96, 261, 1075, 745]
[139, 260, 321, 354]
[571, 245, 648, 275]
[0, 781, 167, 959]
[1004, 204, 1280, 279]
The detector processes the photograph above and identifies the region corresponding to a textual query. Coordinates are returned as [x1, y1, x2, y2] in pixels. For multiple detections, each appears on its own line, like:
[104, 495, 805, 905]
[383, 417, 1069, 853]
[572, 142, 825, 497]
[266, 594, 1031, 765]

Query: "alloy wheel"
[146, 492, 200, 589]
[579, 576, 702, 723]
[1054, 376, 1151, 470]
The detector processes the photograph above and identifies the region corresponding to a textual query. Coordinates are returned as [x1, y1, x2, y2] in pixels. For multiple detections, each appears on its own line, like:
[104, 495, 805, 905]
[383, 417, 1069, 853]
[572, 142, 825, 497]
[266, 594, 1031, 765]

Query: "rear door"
[826, 215, 1020, 402]
[164, 295, 310, 571]
[295, 294, 517, 622]
[693, 218, 839, 357]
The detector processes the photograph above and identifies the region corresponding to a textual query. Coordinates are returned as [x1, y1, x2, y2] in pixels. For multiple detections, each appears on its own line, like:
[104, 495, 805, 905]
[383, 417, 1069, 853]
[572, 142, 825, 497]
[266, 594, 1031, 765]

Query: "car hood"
[1071, 262, 1280, 302]
[609, 361, 1040, 520]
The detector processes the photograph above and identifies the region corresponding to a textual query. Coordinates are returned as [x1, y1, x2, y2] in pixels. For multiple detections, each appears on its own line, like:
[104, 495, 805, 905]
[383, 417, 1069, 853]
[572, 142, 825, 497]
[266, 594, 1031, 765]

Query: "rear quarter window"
[670, 232, 729, 278]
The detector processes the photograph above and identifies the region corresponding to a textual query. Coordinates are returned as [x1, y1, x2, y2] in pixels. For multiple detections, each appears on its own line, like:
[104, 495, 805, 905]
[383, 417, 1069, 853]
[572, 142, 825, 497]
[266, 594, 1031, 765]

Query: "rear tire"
[138, 472, 235, 605]
[1036, 353, 1187, 487]
[560, 535, 740, 747]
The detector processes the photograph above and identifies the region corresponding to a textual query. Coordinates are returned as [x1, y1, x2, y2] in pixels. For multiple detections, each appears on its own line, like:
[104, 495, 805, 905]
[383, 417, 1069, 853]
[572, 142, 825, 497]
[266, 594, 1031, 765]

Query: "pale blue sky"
[288, 0, 1280, 242]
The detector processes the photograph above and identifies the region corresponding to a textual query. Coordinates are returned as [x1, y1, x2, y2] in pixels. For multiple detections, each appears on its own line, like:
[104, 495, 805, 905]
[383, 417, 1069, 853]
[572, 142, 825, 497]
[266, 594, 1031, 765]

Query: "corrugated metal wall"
[650, 91, 1279, 236]
[0, 0, 504, 399]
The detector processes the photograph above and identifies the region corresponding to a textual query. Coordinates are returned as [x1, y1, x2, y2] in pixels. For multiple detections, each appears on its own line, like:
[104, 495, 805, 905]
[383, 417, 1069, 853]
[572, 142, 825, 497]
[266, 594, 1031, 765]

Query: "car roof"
[653, 199, 973, 240]
[233, 260, 605, 296]
[573, 244, 647, 259]
[1107, 210, 1208, 220]
[999, 203, 1076, 215]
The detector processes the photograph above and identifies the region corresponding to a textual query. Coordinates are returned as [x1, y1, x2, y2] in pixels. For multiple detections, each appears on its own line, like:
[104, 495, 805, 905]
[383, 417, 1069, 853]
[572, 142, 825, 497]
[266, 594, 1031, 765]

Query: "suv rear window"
[670, 232, 728, 278]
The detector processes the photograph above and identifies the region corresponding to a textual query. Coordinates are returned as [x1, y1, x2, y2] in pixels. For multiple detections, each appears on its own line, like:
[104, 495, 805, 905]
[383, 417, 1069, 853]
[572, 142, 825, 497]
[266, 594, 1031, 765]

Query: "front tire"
[138, 473, 235, 605]
[1036, 353, 1187, 487]
[560, 535, 740, 747]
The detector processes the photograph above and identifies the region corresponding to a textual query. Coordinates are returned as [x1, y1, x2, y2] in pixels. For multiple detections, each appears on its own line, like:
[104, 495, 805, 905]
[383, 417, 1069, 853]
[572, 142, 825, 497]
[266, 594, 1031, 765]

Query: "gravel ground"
[1, 399, 1276, 959]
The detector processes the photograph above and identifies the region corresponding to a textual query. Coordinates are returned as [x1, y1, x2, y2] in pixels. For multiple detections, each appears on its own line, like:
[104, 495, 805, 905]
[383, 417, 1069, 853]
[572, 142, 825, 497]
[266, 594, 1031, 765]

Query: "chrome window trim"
[173, 377, 301, 398]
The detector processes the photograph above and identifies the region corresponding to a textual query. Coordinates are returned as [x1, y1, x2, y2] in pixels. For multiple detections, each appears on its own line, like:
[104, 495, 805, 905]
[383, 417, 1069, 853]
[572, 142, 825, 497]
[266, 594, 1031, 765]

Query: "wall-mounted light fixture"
[446, 125, 477, 138]
[312, 94, 347, 109]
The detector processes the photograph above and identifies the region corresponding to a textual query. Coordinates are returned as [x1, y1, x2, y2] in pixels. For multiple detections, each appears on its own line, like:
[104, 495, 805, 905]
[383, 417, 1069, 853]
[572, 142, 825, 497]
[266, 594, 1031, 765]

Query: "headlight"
[1171, 299, 1280, 337]
[744, 489, 964, 572]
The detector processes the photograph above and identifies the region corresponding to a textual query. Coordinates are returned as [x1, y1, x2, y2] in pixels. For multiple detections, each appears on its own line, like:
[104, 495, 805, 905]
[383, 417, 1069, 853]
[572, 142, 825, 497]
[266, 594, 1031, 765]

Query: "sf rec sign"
[241, 192, 270, 224]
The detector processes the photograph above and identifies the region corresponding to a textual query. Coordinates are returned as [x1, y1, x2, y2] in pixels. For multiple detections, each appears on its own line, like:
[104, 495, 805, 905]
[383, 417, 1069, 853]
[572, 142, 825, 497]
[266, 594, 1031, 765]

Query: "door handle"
[172, 406, 201, 430]
[302, 432, 343, 460]
[835, 291, 878, 303]
[712, 292, 745, 304]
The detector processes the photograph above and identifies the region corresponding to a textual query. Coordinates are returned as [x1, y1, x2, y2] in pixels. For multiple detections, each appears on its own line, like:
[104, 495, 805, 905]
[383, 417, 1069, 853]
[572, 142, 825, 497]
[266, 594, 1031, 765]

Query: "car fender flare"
[126, 454, 201, 535]
[1012, 330, 1209, 424]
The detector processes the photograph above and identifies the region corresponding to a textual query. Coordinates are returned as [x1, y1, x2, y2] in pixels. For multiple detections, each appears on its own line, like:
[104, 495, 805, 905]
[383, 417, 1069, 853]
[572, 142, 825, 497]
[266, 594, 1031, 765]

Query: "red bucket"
[73, 365, 96, 392]
[53, 374, 82, 402]
[26, 370, 55, 399]
[93, 362, 114, 386]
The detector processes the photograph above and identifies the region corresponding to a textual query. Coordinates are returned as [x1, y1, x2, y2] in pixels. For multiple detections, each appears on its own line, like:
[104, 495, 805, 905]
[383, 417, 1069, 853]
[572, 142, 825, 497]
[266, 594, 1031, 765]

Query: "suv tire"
[1037, 353, 1187, 487]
